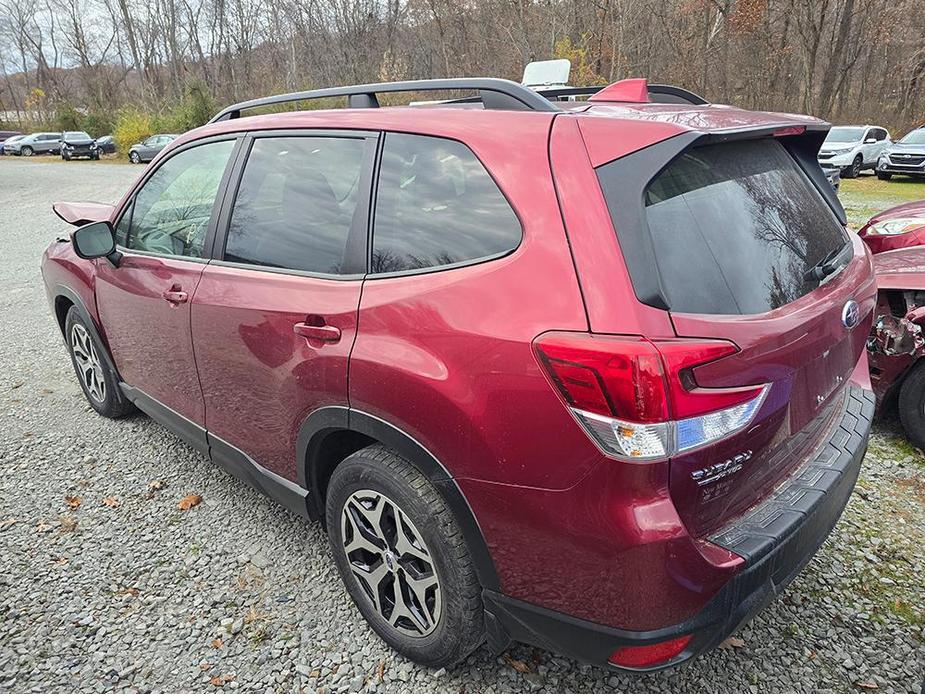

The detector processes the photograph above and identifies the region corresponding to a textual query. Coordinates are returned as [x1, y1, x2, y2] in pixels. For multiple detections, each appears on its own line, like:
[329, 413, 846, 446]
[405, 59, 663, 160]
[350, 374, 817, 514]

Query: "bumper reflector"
[608, 635, 693, 669]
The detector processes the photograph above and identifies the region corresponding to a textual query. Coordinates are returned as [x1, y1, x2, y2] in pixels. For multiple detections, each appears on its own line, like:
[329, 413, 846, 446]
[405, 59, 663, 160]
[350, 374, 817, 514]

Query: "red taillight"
[535, 333, 768, 460]
[609, 635, 692, 668]
[535, 334, 668, 423]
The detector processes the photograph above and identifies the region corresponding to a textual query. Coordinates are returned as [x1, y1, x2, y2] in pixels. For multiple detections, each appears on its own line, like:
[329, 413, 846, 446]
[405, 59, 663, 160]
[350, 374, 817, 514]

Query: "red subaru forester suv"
[42, 76, 876, 672]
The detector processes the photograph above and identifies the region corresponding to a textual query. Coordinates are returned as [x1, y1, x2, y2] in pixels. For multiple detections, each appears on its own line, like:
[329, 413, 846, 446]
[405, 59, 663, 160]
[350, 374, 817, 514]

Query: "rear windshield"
[600, 139, 848, 315]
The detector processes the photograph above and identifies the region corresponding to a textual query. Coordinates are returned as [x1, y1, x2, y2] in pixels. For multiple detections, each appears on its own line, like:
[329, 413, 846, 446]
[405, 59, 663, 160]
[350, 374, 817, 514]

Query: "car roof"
[172, 100, 825, 153]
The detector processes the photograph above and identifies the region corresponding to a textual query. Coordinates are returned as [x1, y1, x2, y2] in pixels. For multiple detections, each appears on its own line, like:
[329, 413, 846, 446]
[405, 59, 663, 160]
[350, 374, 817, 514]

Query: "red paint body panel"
[191, 265, 361, 480]
[95, 256, 206, 423]
[349, 115, 592, 488]
[858, 200, 925, 254]
[52, 201, 116, 226]
[871, 246, 925, 289]
[459, 457, 744, 630]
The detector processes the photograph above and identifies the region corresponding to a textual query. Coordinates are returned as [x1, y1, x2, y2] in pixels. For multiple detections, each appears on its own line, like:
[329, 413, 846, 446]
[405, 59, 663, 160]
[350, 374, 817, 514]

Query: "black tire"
[21, 145, 33, 157]
[91, 153, 100, 161]
[129, 151, 140, 164]
[64, 307, 135, 419]
[843, 155, 863, 179]
[877, 171, 892, 181]
[898, 361, 925, 451]
[61, 153, 70, 161]
[326, 445, 484, 668]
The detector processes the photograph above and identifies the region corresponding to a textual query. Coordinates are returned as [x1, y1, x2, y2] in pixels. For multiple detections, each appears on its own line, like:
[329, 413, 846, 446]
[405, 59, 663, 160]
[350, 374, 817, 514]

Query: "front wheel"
[877, 171, 892, 181]
[898, 361, 925, 451]
[21, 146, 33, 157]
[129, 151, 140, 164]
[326, 445, 484, 668]
[61, 153, 70, 161]
[64, 307, 135, 419]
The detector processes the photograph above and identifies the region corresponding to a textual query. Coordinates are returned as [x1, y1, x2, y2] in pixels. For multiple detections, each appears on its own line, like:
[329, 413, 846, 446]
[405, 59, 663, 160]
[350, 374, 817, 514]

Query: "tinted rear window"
[600, 139, 848, 315]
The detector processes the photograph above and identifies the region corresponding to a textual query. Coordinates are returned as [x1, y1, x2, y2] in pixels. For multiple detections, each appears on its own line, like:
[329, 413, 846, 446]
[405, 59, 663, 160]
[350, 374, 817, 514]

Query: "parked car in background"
[128, 134, 178, 163]
[817, 125, 891, 178]
[876, 126, 925, 180]
[824, 166, 841, 191]
[94, 135, 116, 155]
[867, 246, 925, 448]
[43, 74, 875, 673]
[60, 131, 99, 160]
[0, 134, 24, 155]
[6, 131, 62, 156]
[858, 200, 925, 254]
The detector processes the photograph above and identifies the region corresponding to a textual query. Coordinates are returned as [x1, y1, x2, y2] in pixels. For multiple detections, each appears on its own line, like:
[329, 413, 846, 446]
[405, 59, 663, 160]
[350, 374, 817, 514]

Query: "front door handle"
[293, 322, 341, 343]
[162, 289, 188, 305]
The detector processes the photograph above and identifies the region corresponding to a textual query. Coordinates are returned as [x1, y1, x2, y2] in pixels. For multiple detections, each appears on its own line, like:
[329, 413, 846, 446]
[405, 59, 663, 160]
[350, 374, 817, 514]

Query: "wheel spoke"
[394, 513, 430, 563]
[350, 560, 390, 613]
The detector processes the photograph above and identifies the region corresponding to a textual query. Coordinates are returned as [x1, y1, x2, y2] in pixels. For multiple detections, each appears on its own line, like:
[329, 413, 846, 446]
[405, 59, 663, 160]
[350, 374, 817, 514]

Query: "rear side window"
[599, 139, 848, 315]
[224, 136, 367, 274]
[371, 133, 521, 274]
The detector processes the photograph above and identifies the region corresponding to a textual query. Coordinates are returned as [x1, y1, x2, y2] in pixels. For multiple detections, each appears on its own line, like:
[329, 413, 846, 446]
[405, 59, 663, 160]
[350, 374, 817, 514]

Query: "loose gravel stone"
[0, 159, 923, 692]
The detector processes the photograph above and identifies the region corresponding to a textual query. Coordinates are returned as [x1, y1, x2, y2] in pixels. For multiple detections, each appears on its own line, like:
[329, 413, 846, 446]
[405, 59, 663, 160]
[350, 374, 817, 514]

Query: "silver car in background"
[817, 125, 891, 178]
[4, 132, 62, 157]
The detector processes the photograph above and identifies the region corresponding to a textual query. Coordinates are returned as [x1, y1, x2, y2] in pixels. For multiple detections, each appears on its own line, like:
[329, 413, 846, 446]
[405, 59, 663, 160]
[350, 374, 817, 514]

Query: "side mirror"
[865, 138, 877, 144]
[71, 221, 117, 261]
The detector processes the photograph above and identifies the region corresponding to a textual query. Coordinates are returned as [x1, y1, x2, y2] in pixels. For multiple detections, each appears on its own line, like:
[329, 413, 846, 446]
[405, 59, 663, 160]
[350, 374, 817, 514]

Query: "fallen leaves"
[209, 673, 236, 687]
[719, 636, 746, 650]
[36, 520, 53, 533]
[0, 518, 17, 532]
[177, 494, 203, 511]
[51, 556, 69, 566]
[102, 496, 119, 508]
[855, 682, 879, 690]
[64, 495, 81, 509]
[59, 516, 78, 533]
[210, 638, 223, 649]
[502, 653, 532, 674]
[376, 660, 385, 682]
[116, 587, 139, 597]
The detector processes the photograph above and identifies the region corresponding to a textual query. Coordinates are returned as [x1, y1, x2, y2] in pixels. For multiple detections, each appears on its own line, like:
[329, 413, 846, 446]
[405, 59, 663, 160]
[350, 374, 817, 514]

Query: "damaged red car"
[869, 246, 925, 447]
[858, 200, 925, 255]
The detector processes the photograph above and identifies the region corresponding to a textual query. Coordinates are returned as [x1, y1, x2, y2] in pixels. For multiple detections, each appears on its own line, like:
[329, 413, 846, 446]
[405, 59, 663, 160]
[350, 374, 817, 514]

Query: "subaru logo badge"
[841, 300, 860, 329]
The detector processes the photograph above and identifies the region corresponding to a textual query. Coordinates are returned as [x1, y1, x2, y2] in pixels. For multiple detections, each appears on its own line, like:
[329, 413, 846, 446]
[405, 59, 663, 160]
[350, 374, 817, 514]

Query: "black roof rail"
[209, 78, 559, 123]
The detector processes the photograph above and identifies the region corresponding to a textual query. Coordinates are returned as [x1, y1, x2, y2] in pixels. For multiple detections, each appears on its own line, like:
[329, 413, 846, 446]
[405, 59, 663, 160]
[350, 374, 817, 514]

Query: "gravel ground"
[0, 159, 923, 693]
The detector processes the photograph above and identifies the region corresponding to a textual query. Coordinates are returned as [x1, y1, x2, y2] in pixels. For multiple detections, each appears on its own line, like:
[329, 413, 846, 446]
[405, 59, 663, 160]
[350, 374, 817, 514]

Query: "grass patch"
[838, 174, 925, 228]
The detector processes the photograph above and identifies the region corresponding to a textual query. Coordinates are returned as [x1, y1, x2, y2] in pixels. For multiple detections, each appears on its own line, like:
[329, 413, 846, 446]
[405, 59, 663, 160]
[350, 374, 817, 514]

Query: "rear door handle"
[162, 289, 188, 304]
[293, 322, 341, 343]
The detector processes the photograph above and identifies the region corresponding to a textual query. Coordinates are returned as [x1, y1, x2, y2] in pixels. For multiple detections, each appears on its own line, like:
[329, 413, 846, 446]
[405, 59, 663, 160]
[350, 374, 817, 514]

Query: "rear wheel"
[898, 361, 925, 451]
[877, 171, 892, 181]
[842, 154, 863, 178]
[326, 445, 484, 668]
[129, 151, 140, 164]
[64, 307, 135, 418]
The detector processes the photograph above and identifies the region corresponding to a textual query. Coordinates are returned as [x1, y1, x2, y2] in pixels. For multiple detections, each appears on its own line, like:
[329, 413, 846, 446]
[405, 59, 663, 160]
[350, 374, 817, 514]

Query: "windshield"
[899, 129, 925, 145]
[65, 131, 91, 139]
[825, 127, 864, 143]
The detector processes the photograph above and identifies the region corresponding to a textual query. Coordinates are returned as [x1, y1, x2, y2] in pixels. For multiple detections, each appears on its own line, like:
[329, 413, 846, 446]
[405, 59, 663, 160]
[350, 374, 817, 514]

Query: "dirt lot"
[0, 159, 923, 693]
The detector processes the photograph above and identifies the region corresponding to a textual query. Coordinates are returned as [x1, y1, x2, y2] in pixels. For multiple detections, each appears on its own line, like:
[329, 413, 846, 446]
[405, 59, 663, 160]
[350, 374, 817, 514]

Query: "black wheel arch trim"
[297, 406, 501, 591]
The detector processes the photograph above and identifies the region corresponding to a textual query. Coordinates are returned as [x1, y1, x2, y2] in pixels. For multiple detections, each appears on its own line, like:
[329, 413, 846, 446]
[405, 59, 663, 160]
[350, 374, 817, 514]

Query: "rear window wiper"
[804, 242, 850, 282]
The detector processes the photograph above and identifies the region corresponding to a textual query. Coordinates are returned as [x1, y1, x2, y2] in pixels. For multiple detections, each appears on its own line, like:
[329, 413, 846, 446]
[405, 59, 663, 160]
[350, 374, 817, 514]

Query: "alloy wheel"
[340, 489, 442, 637]
[70, 323, 106, 403]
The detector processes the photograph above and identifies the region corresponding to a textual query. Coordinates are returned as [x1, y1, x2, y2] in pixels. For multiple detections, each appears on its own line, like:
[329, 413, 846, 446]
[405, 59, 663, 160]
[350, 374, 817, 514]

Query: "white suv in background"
[817, 125, 891, 178]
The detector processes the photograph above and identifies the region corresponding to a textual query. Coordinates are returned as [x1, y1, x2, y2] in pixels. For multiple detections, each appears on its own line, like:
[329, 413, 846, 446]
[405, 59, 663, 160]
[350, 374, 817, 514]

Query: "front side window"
[120, 139, 234, 258]
[224, 136, 367, 274]
[371, 133, 521, 274]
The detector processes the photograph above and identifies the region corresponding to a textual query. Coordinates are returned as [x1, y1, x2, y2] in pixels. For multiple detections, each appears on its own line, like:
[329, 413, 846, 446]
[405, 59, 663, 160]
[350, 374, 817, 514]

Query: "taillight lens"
[535, 333, 767, 461]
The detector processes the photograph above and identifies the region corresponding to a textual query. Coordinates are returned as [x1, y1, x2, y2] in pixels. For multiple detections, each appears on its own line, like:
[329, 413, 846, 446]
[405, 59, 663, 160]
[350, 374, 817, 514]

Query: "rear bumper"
[483, 385, 874, 672]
